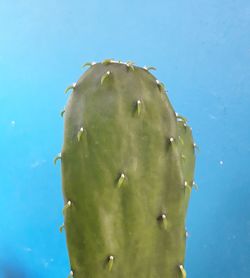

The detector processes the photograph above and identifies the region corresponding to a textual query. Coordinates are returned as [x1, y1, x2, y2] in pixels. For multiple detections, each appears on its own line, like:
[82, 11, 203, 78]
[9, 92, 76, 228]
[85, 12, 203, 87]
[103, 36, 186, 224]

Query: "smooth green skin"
[61, 62, 195, 278]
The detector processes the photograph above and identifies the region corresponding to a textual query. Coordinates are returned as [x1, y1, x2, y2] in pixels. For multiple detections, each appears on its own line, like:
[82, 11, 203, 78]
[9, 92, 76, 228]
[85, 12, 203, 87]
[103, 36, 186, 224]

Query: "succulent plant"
[55, 59, 196, 278]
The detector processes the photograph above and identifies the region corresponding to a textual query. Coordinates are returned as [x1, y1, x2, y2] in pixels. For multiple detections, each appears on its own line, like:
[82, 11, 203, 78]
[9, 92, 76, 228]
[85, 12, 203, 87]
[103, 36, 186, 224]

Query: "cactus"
[57, 59, 196, 278]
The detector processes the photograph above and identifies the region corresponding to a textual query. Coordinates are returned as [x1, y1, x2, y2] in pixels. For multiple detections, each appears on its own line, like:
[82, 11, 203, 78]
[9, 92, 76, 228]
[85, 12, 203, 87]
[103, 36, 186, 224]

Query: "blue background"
[0, 0, 249, 277]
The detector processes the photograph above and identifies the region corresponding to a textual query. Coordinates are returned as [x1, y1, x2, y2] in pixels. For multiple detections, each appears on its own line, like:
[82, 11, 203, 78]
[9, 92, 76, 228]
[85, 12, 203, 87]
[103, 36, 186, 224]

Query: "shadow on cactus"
[55, 59, 196, 278]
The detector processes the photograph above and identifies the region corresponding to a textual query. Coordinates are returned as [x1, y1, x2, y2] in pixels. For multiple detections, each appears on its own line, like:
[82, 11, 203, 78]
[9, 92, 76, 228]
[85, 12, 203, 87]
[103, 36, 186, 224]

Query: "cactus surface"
[58, 60, 196, 278]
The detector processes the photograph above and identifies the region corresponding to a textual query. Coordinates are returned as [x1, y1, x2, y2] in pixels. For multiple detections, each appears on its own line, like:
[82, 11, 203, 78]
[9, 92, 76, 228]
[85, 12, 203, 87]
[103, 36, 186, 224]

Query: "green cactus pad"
[59, 60, 196, 277]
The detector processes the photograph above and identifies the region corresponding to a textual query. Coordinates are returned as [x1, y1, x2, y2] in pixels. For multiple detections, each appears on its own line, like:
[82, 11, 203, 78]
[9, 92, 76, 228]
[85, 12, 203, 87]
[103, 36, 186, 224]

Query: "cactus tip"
[144, 66, 156, 71]
[176, 113, 188, 123]
[77, 126, 85, 142]
[192, 181, 198, 190]
[169, 137, 174, 143]
[102, 58, 114, 65]
[136, 99, 142, 115]
[193, 142, 199, 152]
[101, 71, 111, 85]
[126, 61, 135, 71]
[107, 255, 114, 271]
[81, 62, 96, 69]
[64, 83, 76, 94]
[63, 200, 72, 215]
[179, 264, 187, 278]
[184, 181, 192, 191]
[156, 79, 165, 91]
[61, 109, 65, 117]
[59, 223, 65, 233]
[158, 213, 167, 230]
[117, 172, 126, 188]
[54, 153, 62, 165]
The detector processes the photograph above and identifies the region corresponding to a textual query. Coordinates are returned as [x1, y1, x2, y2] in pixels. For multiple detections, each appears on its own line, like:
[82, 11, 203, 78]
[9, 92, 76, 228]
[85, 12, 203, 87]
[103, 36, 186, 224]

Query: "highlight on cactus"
[56, 59, 196, 277]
